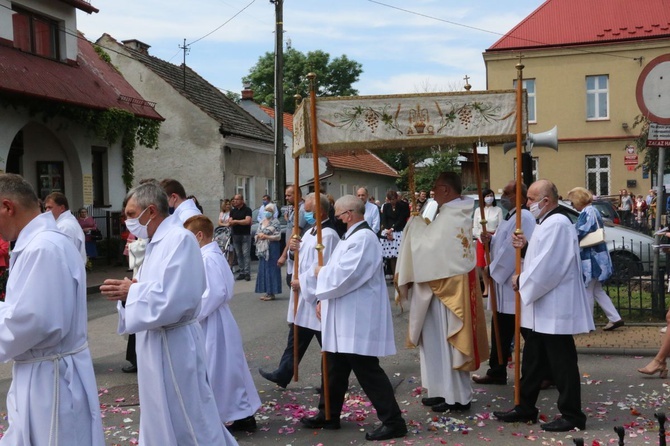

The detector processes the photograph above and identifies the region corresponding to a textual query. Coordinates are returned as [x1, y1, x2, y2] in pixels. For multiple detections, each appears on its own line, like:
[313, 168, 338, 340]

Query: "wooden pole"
[292, 158, 300, 381]
[472, 143, 503, 365]
[408, 156, 418, 216]
[307, 72, 330, 420]
[292, 94, 302, 381]
[513, 58, 525, 406]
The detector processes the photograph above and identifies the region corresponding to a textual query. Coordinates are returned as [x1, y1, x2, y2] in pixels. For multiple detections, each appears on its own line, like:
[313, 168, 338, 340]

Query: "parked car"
[250, 208, 287, 260]
[560, 202, 656, 281]
[424, 196, 656, 281]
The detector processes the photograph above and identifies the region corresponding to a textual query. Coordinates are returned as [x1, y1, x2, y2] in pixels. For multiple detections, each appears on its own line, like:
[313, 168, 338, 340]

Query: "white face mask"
[529, 198, 545, 219]
[126, 207, 152, 239]
[484, 196, 494, 205]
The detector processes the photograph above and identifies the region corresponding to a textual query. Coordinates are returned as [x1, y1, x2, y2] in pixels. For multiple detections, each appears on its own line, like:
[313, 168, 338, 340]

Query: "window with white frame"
[513, 79, 536, 123]
[265, 179, 274, 199]
[585, 155, 610, 196]
[340, 184, 347, 198]
[586, 75, 609, 120]
[236, 176, 252, 204]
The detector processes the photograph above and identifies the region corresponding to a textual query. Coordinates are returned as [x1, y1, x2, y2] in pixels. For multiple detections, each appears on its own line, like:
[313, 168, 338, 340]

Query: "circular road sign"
[636, 54, 670, 124]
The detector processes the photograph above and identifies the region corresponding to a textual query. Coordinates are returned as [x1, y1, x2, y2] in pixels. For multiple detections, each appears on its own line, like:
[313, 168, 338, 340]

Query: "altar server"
[184, 214, 261, 432]
[101, 182, 236, 445]
[0, 173, 104, 445]
[300, 194, 407, 442]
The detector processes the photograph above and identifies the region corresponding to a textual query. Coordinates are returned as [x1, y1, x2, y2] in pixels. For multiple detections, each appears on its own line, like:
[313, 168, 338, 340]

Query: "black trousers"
[274, 324, 321, 386]
[517, 330, 585, 425]
[485, 312, 515, 378]
[126, 333, 136, 366]
[318, 352, 403, 426]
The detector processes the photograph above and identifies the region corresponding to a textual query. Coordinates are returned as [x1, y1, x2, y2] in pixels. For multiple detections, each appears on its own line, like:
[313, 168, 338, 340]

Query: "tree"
[377, 145, 462, 192]
[243, 48, 363, 114]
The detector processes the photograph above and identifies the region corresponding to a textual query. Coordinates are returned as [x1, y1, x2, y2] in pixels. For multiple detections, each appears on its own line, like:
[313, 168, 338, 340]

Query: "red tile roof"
[488, 0, 670, 51]
[0, 35, 163, 120]
[326, 150, 399, 177]
[59, 0, 99, 14]
[260, 105, 294, 133]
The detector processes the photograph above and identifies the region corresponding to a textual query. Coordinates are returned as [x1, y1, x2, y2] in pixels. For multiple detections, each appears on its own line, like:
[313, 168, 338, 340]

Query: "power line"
[189, 0, 257, 46]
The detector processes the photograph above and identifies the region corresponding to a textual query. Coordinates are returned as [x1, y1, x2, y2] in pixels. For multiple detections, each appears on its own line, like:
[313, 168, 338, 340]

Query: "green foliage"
[93, 44, 112, 64]
[244, 48, 363, 114]
[377, 146, 462, 191]
[0, 94, 160, 190]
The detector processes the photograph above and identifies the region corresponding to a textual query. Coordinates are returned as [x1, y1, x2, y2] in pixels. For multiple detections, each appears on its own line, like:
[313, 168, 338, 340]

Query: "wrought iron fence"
[603, 239, 667, 321]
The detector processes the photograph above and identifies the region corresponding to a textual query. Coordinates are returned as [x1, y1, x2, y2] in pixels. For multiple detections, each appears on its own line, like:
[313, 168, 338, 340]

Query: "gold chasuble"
[396, 197, 489, 371]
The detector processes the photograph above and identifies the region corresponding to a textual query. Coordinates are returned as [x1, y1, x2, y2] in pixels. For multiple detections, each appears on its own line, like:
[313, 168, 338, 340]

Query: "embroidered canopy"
[292, 90, 527, 156]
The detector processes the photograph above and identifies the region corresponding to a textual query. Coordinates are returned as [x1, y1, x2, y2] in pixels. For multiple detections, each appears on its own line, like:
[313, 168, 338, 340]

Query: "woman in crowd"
[472, 188, 503, 297]
[255, 203, 282, 301]
[78, 207, 98, 259]
[218, 199, 232, 226]
[380, 190, 410, 280]
[567, 187, 624, 332]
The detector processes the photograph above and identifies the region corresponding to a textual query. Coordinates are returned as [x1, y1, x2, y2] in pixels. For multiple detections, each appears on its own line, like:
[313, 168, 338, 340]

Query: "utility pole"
[179, 38, 190, 91]
[271, 0, 286, 205]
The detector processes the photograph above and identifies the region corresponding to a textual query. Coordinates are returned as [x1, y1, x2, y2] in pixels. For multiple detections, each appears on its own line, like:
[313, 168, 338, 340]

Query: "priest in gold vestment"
[396, 172, 489, 413]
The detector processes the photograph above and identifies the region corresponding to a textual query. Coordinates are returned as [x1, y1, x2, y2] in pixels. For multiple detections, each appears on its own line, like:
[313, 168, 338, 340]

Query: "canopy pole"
[307, 72, 330, 420]
[292, 94, 302, 382]
[472, 143, 503, 365]
[513, 58, 525, 406]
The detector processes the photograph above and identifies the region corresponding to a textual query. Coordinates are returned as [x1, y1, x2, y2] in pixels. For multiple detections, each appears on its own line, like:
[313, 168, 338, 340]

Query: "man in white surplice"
[396, 172, 489, 413]
[259, 193, 338, 388]
[101, 182, 237, 445]
[184, 214, 261, 433]
[44, 191, 87, 263]
[473, 180, 536, 385]
[494, 179, 593, 432]
[0, 174, 104, 445]
[300, 195, 407, 442]
[160, 178, 202, 222]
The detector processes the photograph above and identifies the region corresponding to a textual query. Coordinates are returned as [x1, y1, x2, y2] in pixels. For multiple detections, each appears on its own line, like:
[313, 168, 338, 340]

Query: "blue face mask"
[304, 211, 316, 225]
[168, 207, 175, 215]
[262, 200, 269, 206]
[265, 211, 273, 219]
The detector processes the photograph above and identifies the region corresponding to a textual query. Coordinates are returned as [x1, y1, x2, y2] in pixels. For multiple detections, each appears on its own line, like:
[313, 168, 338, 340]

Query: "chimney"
[122, 39, 151, 55]
[241, 82, 254, 101]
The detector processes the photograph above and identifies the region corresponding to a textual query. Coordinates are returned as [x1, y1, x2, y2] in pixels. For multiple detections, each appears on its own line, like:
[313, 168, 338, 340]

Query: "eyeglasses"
[335, 210, 353, 218]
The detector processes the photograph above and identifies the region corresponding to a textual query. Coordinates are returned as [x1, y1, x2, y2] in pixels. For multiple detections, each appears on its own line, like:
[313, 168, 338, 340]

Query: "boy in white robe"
[160, 178, 202, 221]
[0, 173, 104, 445]
[301, 195, 407, 442]
[184, 215, 261, 432]
[101, 182, 237, 446]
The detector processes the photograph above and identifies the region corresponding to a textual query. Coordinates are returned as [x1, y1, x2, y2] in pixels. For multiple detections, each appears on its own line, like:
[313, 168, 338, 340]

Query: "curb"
[576, 347, 658, 356]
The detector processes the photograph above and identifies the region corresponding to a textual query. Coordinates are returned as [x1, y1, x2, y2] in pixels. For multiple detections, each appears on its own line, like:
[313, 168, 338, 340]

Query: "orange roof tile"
[326, 150, 399, 177]
[260, 105, 293, 133]
[488, 0, 670, 51]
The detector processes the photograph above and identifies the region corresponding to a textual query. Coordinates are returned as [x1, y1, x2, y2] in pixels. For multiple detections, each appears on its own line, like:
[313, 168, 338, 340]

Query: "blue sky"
[78, 0, 542, 97]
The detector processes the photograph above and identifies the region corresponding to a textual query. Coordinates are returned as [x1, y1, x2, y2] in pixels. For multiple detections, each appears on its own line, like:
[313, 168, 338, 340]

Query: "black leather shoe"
[300, 413, 341, 430]
[421, 397, 445, 406]
[258, 368, 288, 388]
[432, 401, 471, 413]
[472, 374, 507, 385]
[365, 422, 408, 441]
[541, 417, 584, 432]
[493, 408, 538, 423]
[227, 415, 257, 432]
[122, 364, 137, 373]
[245, 274, 251, 281]
[236, 274, 245, 280]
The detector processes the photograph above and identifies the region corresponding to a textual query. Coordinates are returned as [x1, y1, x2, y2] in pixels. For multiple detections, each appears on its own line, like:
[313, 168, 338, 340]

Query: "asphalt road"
[0, 272, 668, 445]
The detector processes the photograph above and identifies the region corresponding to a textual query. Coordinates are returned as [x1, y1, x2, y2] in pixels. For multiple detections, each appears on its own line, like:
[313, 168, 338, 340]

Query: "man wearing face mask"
[259, 193, 339, 388]
[494, 179, 593, 432]
[277, 185, 307, 287]
[257, 194, 279, 223]
[159, 178, 201, 222]
[100, 182, 237, 445]
[473, 180, 535, 386]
